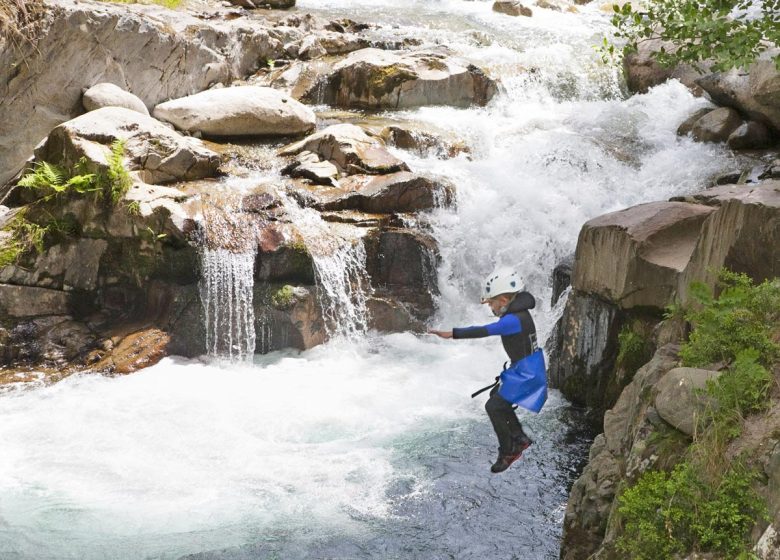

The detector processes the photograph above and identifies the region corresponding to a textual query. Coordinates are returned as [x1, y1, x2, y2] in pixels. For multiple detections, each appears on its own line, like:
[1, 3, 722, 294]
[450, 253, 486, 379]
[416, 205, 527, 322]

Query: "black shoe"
[490, 439, 532, 474]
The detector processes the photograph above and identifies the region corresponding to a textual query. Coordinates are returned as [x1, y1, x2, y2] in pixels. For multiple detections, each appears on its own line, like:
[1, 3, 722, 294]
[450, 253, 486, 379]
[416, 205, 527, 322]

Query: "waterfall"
[199, 248, 257, 360]
[311, 237, 371, 338]
[278, 192, 372, 338]
[196, 185, 261, 361]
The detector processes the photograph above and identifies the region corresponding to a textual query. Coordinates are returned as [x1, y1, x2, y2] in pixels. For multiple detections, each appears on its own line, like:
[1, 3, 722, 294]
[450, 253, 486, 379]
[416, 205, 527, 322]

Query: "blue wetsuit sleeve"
[452, 314, 522, 339]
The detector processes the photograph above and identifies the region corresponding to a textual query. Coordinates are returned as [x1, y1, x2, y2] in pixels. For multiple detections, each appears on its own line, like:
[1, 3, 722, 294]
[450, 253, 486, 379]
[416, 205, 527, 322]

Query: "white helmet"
[481, 267, 523, 302]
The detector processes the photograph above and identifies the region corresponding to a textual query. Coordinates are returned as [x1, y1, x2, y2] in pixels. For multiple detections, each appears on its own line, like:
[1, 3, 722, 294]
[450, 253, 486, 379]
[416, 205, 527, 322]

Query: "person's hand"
[427, 328, 453, 339]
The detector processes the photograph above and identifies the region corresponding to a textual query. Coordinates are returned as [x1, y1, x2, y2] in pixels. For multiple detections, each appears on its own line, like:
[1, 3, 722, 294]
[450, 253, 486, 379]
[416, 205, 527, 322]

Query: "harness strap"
[471, 376, 500, 399]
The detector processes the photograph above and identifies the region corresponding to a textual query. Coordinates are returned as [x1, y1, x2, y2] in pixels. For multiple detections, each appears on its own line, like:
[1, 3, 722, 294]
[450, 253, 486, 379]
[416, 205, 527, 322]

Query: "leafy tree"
[604, 0, 780, 72]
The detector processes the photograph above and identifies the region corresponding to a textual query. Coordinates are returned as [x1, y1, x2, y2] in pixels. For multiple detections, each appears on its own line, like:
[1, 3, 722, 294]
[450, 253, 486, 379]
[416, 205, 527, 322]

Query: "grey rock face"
[0, 0, 296, 185]
[573, 201, 716, 310]
[546, 291, 624, 409]
[280, 123, 409, 175]
[727, 120, 773, 150]
[695, 48, 780, 133]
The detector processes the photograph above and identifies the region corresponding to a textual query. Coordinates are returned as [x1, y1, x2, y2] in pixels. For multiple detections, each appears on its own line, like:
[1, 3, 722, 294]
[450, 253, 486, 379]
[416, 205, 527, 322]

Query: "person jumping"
[428, 267, 548, 473]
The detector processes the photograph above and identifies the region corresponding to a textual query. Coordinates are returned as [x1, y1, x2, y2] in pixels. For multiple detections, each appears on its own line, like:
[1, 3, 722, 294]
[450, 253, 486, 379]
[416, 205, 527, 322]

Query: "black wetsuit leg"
[485, 385, 528, 454]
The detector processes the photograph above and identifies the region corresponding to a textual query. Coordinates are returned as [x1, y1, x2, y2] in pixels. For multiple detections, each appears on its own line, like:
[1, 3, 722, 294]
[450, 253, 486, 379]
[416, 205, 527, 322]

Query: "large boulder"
[727, 120, 773, 150]
[301, 48, 498, 109]
[152, 86, 316, 138]
[691, 107, 744, 143]
[654, 367, 720, 436]
[35, 106, 221, 185]
[695, 48, 780, 133]
[0, 0, 300, 185]
[279, 124, 409, 175]
[82, 82, 149, 115]
[572, 201, 716, 310]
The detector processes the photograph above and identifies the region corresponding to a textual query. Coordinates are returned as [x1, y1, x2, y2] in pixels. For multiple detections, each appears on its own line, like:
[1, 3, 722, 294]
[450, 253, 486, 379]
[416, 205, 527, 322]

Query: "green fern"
[18, 161, 66, 191]
[107, 139, 132, 204]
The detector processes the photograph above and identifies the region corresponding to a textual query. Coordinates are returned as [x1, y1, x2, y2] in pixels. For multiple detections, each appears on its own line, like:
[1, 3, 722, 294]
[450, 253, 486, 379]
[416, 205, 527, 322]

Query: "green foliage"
[271, 285, 295, 308]
[617, 461, 766, 559]
[703, 349, 773, 440]
[126, 200, 141, 216]
[107, 139, 132, 204]
[0, 212, 50, 268]
[616, 323, 652, 374]
[17, 140, 132, 205]
[680, 270, 780, 368]
[18, 160, 99, 196]
[602, 0, 780, 72]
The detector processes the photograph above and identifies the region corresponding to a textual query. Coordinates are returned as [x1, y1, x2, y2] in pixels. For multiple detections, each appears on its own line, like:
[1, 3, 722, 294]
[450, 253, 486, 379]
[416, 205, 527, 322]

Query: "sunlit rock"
[153, 86, 316, 138]
[82, 83, 149, 116]
[300, 48, 498, 109]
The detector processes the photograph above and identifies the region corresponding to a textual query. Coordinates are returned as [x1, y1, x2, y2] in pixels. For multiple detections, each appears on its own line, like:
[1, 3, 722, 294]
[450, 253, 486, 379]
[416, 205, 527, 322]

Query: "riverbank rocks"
[654, 367, 721, 436]
[302, 48, 498, 109]
[152, 86, 316, 138]
[34, 107, 221, 185]
[280, 124, 409, 175]
[622, 39, 701, 94]
[562, 345, 682, 560]
[82, 83, 149, 116]
[0, 0, 308, 186]
[695, 48, 780, 133]
[691, 107, 743, 143]
[493, 1, 533, 16]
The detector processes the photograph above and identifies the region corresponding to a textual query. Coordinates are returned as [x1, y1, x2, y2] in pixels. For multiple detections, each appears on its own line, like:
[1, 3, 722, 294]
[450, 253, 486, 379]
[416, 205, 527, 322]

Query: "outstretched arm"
[452, 314, 522, 339]
[427, 314, 522, 340]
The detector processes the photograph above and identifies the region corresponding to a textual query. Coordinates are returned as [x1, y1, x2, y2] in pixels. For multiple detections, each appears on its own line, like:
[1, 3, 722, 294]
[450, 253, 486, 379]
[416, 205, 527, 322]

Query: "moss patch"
[271, 285, 295, 308]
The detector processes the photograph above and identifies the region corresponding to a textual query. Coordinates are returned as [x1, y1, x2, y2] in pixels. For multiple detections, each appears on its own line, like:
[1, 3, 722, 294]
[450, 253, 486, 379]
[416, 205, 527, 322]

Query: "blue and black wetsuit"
[452, 292, 548, 454]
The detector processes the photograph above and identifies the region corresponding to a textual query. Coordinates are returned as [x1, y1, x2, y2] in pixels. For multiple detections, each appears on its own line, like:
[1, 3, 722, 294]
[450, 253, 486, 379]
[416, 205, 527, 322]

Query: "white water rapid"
[0, 1, 741, 559]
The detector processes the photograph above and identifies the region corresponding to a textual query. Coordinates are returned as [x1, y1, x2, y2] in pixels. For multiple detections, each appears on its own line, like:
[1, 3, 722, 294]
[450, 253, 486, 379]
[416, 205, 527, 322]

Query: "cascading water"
[0, 2, 744, 560]
[279, 193, 372, 338]
[195, 179, 266, 361]
[199, 248, 257, 360]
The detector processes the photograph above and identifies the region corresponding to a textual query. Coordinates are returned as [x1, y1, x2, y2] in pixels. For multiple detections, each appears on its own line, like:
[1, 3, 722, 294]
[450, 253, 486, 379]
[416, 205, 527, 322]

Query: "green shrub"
[703, 349, 773, 441]
[680, 270, 780, 368]
[617, 461, 766, 559]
